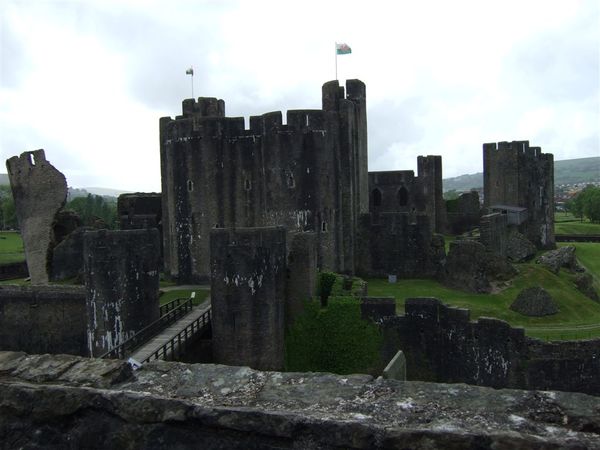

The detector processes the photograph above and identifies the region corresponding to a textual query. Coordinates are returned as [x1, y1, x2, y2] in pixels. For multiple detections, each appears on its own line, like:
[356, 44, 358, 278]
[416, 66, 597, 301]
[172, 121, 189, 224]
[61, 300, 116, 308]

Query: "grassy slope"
[367, 244, 600, 341]
[0, 232, 24, 264]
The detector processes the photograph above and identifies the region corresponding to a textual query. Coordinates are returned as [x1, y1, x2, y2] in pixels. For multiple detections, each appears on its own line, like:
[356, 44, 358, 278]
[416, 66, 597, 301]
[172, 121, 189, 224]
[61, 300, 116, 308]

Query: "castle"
[159, 80, 449, 284]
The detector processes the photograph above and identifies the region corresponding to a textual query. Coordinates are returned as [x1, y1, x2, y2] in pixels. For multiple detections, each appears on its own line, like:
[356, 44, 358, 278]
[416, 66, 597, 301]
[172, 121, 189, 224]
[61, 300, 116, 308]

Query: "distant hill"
[443, 157, 600, 192]
[553, 157, 600, 185]
[0, 174, 8, 185]
[81, 187, 132, 197]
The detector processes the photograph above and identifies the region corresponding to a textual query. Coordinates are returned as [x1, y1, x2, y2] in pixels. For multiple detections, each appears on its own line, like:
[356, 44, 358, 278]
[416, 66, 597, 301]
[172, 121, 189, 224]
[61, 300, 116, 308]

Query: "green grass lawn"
[559, 242, 600, 294]
[159, 288, 210, 306]
[0, 231, 25, 264]
[554, 212, 600, 235]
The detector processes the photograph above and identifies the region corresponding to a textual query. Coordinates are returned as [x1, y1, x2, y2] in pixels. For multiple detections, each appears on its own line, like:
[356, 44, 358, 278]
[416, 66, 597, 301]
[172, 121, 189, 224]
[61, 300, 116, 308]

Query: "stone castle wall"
[356, 213, 442, 279]
[210, 226, 287, 370]
[479, 212, 508, 256]
[0, 285, 87, 356]
[380, 298, 600, 395]
[1, 351, 598, 448]
[368, 155, 445, 234]
[84, 229, 160, 357]
[446, 190, 480, 234]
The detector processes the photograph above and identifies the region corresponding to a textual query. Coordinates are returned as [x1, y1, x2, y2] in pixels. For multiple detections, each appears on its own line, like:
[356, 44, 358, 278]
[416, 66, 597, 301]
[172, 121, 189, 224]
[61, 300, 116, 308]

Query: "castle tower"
[417, 155, 446, 234]
[84, 229, 160, 357]
[160, 81, 368, 282]
[483, 141, 554, 249]
[210, 226, 286, 370]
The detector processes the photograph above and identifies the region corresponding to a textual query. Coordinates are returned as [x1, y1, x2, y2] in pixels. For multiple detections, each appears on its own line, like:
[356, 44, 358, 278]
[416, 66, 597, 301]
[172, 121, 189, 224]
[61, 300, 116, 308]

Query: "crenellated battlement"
[181, 97, 225, 118]
[483, 140, 552, 161]
[163, 108, 335, 143]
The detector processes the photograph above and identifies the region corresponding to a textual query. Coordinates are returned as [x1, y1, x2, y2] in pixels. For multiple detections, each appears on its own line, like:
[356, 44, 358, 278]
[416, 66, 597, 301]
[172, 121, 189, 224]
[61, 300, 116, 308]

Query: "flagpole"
[191, 67, 194, 98]
[335, 43, 338, 80]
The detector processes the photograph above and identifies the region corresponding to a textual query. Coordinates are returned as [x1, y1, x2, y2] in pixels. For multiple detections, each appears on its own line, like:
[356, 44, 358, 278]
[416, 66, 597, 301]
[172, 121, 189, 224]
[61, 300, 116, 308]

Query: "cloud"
[0, 0, 597, 192]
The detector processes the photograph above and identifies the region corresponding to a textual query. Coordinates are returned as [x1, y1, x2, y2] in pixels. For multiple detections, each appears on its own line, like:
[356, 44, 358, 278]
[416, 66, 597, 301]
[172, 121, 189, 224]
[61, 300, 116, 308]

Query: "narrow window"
[305, 114, 309, 127]
[372, 188, 382, 207]
[244, 179, 251, 190]
[187, 180, 194, 192]
[287, 174, 295, 188]
[321, 221, 327, 232]
[28, 153, 36, 165]
[397, 186, 408, 206]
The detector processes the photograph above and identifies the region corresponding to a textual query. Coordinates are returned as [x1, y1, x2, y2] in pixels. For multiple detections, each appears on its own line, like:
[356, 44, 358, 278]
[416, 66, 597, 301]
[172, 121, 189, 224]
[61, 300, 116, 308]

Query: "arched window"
[187, 180, 194, 192]
[372, 188, 382, 207]
[397, 186, 408, 206]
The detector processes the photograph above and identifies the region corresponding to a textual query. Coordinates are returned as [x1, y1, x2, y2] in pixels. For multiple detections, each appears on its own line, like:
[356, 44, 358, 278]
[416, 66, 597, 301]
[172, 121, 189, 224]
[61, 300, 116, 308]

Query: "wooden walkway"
[130, 297, 211, 363]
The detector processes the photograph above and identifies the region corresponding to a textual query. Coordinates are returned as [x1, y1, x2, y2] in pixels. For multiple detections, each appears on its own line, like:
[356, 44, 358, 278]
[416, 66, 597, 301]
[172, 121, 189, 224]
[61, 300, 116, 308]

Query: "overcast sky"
[1, 0, 598, 192]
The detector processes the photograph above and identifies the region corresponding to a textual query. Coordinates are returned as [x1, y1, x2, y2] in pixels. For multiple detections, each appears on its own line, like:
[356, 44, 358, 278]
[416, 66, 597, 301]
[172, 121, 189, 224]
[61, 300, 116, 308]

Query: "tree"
[66, 194, 117, 229]
[0, 185, 17, 230]
[568, 185, 600, 223]
[582, 186, 600, 223]
[443, 189, 460, 201]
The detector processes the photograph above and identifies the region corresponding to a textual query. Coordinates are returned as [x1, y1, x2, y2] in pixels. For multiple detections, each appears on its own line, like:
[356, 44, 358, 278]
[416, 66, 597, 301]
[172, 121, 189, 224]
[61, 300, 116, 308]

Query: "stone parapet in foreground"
[0, 352, 599, 448]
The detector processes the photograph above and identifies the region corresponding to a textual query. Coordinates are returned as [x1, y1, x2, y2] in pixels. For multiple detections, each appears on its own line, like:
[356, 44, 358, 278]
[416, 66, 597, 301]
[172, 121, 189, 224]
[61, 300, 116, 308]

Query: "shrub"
[285, 296, 383, 375]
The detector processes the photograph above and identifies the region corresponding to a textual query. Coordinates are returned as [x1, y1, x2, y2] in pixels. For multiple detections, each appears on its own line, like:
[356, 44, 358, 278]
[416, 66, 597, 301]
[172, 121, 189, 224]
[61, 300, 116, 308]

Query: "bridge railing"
[100, 297, 194, 360]
[143, 307, 212, 363]
[159, 296, 190, 317]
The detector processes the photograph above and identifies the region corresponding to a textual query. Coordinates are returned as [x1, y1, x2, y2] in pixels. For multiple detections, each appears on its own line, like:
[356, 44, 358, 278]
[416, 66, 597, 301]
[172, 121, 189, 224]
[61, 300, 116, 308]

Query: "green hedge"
[285, 296, 383, 375]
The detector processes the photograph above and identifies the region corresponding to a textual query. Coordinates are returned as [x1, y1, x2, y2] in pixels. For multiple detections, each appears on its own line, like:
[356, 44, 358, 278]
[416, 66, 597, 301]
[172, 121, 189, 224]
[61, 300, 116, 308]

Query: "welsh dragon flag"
[336, 43, 352, 55]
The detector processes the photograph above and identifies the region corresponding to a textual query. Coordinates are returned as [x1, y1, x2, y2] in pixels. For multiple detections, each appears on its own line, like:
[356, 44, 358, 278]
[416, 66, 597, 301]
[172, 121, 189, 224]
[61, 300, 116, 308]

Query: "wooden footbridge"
[100, 292, 211, 364]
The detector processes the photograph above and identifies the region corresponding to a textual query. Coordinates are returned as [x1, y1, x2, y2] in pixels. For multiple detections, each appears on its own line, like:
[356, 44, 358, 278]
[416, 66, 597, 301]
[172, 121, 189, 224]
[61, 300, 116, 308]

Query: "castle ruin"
[483, 140, 554, 249]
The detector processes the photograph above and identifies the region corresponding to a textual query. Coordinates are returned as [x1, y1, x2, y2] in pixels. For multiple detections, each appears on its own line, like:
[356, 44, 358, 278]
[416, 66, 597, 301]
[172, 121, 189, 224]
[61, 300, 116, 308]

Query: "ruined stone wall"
[6, 150, 67, 284]
[161, 80, 367, 283]
[84, 229, 160, 357]
[381, 298, 600, 395]
[117, 193, 163, 268]
[356, 213, 441, 279]
[446, 190, 480, 234]
[483, 141, 554, 249]
[0, 286, 86, 356]
[480, 212, 508, 256]
[1, 352, 599, 448]
[368, 155, 445, 234]
[117, 193, 162, 231]
[210, 226, 286, 370]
